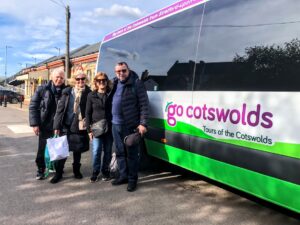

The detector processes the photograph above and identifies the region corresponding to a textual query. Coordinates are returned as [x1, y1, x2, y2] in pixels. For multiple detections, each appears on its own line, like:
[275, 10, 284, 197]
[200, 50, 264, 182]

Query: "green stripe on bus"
[145, 140, 300, 213]
[149, 118, 300, 160]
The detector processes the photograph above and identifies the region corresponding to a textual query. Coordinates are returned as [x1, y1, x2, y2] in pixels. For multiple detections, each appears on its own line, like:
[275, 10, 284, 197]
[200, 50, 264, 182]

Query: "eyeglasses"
[75, 77, 86, 81]
[96, 79, 107, 83]
[115, 69, 128, 74]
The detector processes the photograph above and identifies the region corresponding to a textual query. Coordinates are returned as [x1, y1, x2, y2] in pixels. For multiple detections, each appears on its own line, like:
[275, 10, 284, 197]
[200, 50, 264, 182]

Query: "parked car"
[0, 90, 24, 104]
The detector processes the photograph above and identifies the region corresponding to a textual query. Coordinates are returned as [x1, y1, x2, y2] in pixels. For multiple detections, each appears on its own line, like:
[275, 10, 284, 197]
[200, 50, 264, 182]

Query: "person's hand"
[33, 126, 40, 136]
[54, 130, 60, 136]
[89, 132, 93, 140]
[137, 125, 147, 136]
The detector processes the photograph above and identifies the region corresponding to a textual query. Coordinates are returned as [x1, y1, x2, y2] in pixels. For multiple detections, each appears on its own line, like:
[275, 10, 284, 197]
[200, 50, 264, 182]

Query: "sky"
[0, 0, 176, 79]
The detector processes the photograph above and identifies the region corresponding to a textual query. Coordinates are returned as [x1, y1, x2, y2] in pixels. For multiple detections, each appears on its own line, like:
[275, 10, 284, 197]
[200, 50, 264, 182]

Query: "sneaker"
[101, 175, 111, 181]
[90, 171, 99, 183]
[111, 178, 128, 186]
[36, 169, 45, 180]
[90, 175, 99, 183]
[50, 174, 63, 184]
[127, 182, 137, 192]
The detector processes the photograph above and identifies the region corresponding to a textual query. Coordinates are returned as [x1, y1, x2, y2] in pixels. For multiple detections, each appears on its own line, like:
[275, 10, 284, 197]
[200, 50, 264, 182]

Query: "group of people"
[29, 62, 149, 192]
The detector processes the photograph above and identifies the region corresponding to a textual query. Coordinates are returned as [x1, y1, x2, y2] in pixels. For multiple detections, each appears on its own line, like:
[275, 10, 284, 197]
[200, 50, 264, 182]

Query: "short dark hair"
[116, 62, 129, 69]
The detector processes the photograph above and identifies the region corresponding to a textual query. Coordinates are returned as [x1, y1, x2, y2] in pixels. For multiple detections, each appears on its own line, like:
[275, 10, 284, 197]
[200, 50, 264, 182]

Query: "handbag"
[46, 135, 70, 161]
[91, 119, 108, 137]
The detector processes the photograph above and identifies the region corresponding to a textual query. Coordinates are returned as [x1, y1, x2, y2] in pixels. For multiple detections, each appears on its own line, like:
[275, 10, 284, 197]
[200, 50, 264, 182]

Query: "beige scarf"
[73, 87, 86, 130]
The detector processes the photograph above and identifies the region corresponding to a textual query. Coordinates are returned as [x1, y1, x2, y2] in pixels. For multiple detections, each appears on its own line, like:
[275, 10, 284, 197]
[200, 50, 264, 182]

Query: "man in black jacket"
[29, 68, 66, 180]
[111, 62, 149, 192]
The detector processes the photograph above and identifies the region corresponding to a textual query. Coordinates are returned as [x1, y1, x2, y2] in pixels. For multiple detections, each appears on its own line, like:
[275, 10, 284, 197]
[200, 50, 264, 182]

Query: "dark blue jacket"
[111, 71, 149, 129]
[29, 81, 66, 131]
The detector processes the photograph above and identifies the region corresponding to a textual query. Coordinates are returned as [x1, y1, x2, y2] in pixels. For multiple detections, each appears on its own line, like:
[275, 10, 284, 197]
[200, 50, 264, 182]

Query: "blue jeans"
[92, 132, 113, 176]
[112, 124, 139, 183]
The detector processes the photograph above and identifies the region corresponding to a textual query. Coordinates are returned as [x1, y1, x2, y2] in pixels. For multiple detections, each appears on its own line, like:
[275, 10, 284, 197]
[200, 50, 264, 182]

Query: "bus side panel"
[145, 140, 300, 213]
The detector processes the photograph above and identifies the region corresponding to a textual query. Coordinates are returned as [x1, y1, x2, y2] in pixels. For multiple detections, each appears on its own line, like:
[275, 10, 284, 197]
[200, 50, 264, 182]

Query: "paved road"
[0, 104, 299, 225]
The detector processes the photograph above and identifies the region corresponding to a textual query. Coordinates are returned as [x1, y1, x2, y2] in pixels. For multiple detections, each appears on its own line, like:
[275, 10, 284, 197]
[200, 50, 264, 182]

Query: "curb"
[4, 102, 29, 112]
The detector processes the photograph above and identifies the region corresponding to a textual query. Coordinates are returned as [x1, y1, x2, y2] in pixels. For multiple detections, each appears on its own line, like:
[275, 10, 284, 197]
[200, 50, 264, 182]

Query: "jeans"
[112, 124, 139, 183]
[92, 132, 113, 176]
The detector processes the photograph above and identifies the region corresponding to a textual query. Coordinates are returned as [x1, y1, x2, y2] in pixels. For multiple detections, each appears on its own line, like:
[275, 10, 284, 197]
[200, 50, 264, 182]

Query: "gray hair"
[51, 68, 65, 79]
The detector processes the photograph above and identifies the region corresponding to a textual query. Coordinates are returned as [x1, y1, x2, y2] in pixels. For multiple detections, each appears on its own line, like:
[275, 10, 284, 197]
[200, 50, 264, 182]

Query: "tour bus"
[97, 0, 300, 213]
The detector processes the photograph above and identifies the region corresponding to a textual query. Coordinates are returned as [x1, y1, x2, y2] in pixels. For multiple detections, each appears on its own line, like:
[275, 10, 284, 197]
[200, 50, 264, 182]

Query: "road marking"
[7, 124, 33, 134]
[0, 152, 35, 158]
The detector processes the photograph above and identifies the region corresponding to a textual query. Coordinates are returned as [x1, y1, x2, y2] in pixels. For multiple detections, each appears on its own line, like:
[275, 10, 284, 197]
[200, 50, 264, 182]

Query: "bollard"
[3, 95, 7, 107]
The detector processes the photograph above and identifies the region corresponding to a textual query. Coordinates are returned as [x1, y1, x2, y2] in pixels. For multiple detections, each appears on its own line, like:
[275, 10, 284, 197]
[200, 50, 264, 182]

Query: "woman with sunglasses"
[52, 71, 91, 183]
[85, 72, 113, 182]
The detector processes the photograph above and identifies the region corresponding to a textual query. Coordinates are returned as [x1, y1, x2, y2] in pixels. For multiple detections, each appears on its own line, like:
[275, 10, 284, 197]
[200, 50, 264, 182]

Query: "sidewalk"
[2, 101, 29, 112]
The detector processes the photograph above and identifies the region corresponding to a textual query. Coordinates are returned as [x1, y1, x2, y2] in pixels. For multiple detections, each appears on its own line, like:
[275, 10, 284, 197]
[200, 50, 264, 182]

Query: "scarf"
[73, 86, 86, 130]
[73, 87, 85, 114]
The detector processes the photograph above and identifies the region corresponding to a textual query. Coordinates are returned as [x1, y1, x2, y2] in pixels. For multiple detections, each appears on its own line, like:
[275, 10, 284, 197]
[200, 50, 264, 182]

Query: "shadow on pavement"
[0, 134, 299, 225]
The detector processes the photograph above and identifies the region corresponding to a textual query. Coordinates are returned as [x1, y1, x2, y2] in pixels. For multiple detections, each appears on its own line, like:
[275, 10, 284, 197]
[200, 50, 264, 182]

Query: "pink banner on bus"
[103, 0, 208, 43]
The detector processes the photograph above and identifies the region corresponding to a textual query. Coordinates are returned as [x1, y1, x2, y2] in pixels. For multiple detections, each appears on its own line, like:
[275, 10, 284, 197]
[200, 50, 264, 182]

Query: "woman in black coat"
[52, 71, 91, 184]
[85, 72, 113, 182]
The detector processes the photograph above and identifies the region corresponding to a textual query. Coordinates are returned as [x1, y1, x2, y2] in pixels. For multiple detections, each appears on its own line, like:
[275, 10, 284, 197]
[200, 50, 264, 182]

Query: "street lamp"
[54, 47, 61, 56]
[5, 45, 13, 85]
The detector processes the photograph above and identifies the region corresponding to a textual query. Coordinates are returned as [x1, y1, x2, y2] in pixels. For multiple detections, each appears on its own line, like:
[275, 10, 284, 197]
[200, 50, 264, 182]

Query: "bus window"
[98, 4, 205, 91]
[194, 0, 300, 91]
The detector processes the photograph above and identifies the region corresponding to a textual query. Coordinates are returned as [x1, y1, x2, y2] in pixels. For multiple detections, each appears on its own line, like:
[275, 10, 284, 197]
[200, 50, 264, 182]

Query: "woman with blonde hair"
[85, 72, 113, 182]
[52, 71, 91, 183]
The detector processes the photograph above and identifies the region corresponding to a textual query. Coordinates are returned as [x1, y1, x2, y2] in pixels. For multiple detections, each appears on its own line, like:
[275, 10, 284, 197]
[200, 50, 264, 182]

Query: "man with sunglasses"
[111, 62, 149, 192]
[29, 68, 66, 180]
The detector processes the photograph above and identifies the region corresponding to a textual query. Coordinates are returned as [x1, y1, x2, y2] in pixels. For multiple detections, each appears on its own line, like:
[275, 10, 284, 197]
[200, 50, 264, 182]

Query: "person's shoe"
[127, 182, 137, 192]
[101, 174, 111, 181]
[74, 172, 83, 179]
[111, 178, 128, 185]
[90, 172, 99, 183]
[73, 163, 83, 179]
[50, 174, 62, 184]
[36, 168, 45, 180]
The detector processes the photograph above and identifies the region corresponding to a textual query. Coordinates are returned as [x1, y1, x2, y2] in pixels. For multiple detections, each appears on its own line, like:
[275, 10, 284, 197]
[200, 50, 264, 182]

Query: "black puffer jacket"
[85, 90, 113, 133]
[111, 71, 149, 129]
[53, 86, 91, 153]
[29, 81, 66, 131]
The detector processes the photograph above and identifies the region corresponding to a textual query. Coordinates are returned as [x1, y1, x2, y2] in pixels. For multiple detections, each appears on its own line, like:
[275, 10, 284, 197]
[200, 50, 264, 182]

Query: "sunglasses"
[96, 79, 107, 83]
[75, 77, 86, 81]
[115, 69, 128, 74]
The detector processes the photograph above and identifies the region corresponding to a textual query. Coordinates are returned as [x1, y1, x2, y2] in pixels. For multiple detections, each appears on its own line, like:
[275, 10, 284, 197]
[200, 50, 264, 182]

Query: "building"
[8, 42, 100, 104]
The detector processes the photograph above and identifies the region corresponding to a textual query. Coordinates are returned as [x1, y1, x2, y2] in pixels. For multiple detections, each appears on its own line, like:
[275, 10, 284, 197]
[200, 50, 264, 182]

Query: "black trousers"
[36, 131, 53, 169]
[54, 151, 82, 175]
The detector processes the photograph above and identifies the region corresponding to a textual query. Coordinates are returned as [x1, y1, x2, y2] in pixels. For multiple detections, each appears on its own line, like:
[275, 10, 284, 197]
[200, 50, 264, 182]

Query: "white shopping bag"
[46, 135, 69, 161]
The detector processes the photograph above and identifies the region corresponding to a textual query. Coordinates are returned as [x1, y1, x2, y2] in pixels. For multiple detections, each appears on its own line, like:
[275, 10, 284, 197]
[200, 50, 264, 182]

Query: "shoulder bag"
[91, 119, 108, 137]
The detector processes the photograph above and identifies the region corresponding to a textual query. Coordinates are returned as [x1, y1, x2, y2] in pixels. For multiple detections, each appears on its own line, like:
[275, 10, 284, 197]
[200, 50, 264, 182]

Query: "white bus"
[97, 0, 300, 213]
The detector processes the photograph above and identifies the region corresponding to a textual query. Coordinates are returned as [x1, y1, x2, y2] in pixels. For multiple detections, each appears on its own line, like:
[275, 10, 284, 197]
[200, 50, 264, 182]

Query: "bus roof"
[102, 0, 209, 43]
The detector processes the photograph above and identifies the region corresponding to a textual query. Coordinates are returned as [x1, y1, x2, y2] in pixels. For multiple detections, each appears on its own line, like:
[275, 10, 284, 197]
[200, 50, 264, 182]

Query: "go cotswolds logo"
[165, 102, 274, 129]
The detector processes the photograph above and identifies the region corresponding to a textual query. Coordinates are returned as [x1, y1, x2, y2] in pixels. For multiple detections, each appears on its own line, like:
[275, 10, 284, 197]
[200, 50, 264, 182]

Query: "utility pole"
[65, 5, 70, 81]
[5, 45, 12, 85]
